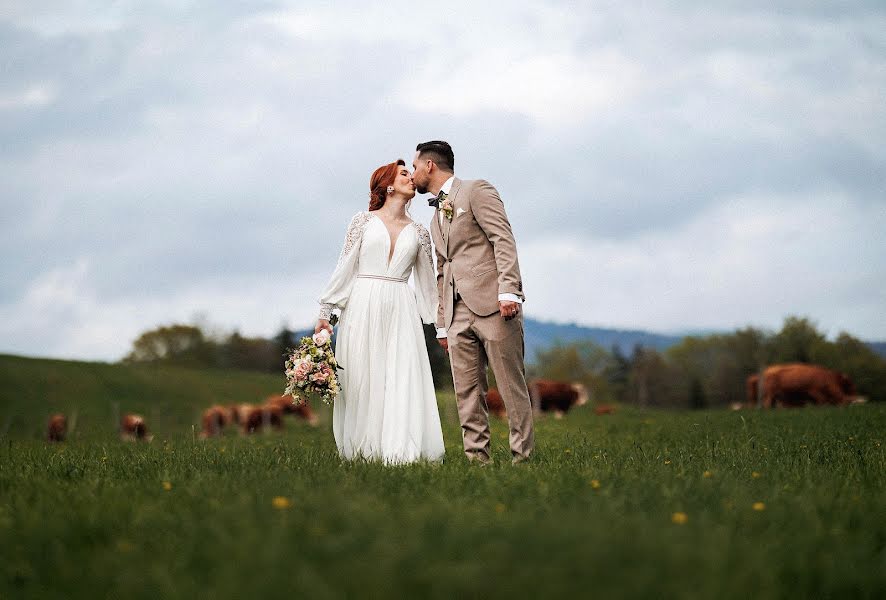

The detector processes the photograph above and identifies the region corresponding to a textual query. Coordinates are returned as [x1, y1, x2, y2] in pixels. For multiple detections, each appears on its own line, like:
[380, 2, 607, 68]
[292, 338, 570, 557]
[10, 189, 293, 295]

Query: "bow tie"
[428, 190, 447, 208]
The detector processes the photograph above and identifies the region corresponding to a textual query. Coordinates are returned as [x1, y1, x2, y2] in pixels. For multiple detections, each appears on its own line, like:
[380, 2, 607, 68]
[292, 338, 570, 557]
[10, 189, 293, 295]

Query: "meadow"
[1, 354, 885, 599]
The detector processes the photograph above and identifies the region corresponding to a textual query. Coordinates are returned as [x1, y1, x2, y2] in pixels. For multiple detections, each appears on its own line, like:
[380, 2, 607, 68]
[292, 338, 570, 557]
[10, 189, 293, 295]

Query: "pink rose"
[294, 360, 312, 382]
[311, 369, 330, 385]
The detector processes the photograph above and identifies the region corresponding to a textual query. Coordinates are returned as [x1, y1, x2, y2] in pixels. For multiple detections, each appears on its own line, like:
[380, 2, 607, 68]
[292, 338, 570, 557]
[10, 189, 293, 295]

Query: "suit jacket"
[430, 177, 524, 329]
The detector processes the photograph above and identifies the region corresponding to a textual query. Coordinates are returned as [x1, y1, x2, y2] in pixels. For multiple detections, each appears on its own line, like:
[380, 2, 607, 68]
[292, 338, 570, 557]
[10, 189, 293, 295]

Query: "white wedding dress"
[318, 211, 445, 464]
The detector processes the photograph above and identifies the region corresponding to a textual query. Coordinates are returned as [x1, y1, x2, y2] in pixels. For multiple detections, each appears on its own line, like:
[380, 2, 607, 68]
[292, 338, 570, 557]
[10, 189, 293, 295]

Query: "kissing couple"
[315, 140, 534, 465]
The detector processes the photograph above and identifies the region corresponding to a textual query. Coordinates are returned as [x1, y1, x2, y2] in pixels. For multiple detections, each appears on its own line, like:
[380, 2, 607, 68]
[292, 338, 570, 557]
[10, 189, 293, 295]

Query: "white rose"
[313, 329, 331, 346]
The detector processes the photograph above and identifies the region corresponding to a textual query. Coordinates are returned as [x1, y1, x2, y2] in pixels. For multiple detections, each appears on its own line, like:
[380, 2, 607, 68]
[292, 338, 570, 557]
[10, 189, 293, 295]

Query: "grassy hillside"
[1, 355, 885, 598]
[0, 354, 289, 439]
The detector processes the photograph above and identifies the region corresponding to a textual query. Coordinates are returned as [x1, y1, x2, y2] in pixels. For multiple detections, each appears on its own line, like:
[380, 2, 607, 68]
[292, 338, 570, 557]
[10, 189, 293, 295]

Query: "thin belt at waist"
[356, 274, 408, 283]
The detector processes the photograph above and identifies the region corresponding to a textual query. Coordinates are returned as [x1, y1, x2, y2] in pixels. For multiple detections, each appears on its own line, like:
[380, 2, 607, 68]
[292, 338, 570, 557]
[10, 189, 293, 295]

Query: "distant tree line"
[123, 322, 455, 388]
[529, 316, 886, 409]
[124, 316, 885, 407]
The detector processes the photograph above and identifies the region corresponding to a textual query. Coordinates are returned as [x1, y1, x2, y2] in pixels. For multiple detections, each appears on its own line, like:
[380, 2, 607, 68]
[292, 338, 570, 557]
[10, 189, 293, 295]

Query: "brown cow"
[120, 414, 153, 441]
[229, 404, 253, 426]
[200, 405, 233, 438]
[528, 379, 589, 418]
[749, 364, 859, 408]
[264, 394, 320, 427]
[241, 403, 284, 434]
[47, 413, 67, 442]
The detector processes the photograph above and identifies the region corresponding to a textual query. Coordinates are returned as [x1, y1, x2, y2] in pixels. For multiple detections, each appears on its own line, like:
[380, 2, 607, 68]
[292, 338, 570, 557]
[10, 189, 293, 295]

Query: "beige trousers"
[447, 299, 535, 462]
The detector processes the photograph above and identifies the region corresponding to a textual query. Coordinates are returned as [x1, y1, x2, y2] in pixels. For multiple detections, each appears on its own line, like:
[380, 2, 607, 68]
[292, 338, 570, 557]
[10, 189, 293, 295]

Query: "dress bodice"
[317, 211, 437, 324]
[359, 214, 422, 279]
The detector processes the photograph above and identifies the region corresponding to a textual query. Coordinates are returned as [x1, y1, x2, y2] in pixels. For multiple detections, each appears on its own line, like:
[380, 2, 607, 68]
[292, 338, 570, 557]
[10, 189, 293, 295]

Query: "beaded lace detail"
[413, 222, 433, 269]
[319, 212, 373, 320]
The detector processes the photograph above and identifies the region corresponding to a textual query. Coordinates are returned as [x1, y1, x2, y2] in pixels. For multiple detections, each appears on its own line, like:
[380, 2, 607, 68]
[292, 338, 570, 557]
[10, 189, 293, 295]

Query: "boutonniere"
[440, 196, 454, 221]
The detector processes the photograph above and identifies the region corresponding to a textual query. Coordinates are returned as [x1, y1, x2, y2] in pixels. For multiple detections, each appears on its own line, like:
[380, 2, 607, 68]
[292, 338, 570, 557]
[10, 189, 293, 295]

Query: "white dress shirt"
[434, 176, 522, 339]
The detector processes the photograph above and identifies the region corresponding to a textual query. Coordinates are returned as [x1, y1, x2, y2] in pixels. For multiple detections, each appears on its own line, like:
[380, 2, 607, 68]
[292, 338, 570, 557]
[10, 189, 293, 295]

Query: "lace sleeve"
[416, 222, 433, 269]
[318, 211, 372, 320]
[412, 222, 439, 324]
[335, 211, 373, 267]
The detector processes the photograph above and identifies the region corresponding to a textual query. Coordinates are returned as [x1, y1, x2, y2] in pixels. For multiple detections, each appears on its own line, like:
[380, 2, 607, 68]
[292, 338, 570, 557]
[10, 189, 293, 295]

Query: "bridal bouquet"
[283, 329, 341, 405]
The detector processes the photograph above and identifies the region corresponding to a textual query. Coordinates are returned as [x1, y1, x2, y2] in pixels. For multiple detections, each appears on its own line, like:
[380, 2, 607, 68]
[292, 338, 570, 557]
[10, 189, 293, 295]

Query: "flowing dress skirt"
[332, 277, 445, 464]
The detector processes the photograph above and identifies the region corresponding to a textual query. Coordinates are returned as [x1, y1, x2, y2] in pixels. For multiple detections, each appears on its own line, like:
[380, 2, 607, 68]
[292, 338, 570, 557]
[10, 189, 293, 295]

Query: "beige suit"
[431, 177, 534, 462]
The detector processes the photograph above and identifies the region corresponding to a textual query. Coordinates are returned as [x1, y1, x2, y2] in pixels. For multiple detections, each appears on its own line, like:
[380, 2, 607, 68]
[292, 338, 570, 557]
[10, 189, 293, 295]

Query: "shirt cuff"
[498, 293, 523, 304]
[436, 328, 447, 338]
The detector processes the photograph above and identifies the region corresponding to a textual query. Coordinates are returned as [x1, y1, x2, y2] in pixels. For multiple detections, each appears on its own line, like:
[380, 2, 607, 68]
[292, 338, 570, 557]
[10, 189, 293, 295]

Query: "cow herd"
[42, 365, 867, 441]
[199, 395, 318, 438]
[45, 395, 318, 443]
[45, 411, 154, 443]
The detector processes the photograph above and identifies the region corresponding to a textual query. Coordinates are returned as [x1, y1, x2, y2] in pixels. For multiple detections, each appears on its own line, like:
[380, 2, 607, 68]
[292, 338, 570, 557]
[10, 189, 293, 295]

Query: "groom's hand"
[437, 338, 449, 353]
[500, 300, 521, 321]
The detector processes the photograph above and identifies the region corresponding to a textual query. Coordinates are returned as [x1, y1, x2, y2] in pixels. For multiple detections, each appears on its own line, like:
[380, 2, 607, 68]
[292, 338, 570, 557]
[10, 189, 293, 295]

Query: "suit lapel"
[444, 177, 462, 254]
[430, 208, 444, 254]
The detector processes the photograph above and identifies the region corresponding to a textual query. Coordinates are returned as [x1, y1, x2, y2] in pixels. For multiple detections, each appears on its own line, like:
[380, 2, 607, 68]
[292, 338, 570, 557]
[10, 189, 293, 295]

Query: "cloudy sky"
[2, 1, 885, 361]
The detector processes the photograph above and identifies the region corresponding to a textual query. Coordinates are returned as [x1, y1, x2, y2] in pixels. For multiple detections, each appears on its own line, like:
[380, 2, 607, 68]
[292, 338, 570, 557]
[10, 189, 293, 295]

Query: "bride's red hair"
[369, 159, 405, 211]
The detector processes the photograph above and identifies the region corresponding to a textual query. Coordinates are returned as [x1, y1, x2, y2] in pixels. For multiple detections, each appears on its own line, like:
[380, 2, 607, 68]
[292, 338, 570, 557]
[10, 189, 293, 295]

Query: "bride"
[315, 159, 445, 464]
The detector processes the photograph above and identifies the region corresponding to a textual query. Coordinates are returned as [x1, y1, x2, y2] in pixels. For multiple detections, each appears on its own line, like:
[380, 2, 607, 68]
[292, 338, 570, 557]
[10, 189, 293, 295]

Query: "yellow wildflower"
[162, 481, 172, 491]
[495, 503, 506, 513]
[703, 470, 713, 478]
[752, 472, 761, 479]
[272, 496, 292, 509]
[671, 512, 688, 525]
[590, 479, 601, 490]
[753, 502, 766, 511]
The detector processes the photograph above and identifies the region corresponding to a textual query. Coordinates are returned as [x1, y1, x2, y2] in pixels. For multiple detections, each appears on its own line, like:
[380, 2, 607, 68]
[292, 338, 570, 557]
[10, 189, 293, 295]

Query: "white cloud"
[396, 48, 644, 126]
[521, 191, 886, 337]
[0, 83, 57, 110]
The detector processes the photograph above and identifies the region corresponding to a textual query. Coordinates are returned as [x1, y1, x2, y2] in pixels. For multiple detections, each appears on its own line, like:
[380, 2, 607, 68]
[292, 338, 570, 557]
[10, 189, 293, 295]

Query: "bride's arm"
[412, 223, 439, 325]
[317, 212, 371, 329]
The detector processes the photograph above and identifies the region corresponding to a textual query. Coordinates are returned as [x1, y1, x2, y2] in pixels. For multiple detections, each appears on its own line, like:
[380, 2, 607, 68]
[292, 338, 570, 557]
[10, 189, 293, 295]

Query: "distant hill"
[523, 318, 682, 361]
[522, 318, 886, 363]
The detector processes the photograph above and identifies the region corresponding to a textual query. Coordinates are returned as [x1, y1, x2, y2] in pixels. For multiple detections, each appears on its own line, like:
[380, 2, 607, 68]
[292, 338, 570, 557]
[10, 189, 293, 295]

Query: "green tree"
[533, 340, 613, 403]
[124, 324, 217, 367]
[768, 316, 828, 364]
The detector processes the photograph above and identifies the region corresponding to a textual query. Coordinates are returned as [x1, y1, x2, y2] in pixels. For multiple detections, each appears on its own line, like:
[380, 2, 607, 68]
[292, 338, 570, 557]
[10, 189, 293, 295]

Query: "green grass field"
[1, 354, 885, 599]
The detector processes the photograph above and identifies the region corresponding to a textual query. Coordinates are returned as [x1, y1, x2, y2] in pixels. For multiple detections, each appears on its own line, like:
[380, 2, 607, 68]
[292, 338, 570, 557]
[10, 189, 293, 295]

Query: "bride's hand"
[315, 319, 333, 335]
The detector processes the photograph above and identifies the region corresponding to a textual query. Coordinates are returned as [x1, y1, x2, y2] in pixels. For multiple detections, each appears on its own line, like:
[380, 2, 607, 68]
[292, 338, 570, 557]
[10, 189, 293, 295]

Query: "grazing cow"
[264, 395, 320, 427]
[120, 414, 152, 441]
[485, 388, 507, 419]
[200, 405, 232, 438]
[528, 379, 589, 418]
[748, 364, 859, 408]
[229, 404, 253, 426]
[241, 403, 284, 434]
[47, 413, 67, 442]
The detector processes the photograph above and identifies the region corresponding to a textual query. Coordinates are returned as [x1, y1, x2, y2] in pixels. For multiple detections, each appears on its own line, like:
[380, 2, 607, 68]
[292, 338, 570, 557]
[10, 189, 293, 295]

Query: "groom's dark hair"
[416, 140, 454, 172]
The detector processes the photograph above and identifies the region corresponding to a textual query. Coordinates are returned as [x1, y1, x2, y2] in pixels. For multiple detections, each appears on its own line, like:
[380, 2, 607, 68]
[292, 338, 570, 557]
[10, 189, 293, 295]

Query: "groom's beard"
[415, 184, 428, 194]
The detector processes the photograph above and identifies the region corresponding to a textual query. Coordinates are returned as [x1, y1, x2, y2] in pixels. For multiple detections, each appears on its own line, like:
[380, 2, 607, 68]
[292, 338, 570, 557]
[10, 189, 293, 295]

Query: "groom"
[412, 140, 534, 464]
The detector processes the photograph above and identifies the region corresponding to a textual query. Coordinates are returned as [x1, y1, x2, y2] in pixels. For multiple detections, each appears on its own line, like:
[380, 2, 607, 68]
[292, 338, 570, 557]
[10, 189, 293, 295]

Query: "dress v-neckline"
[370, 213, 410, 266]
